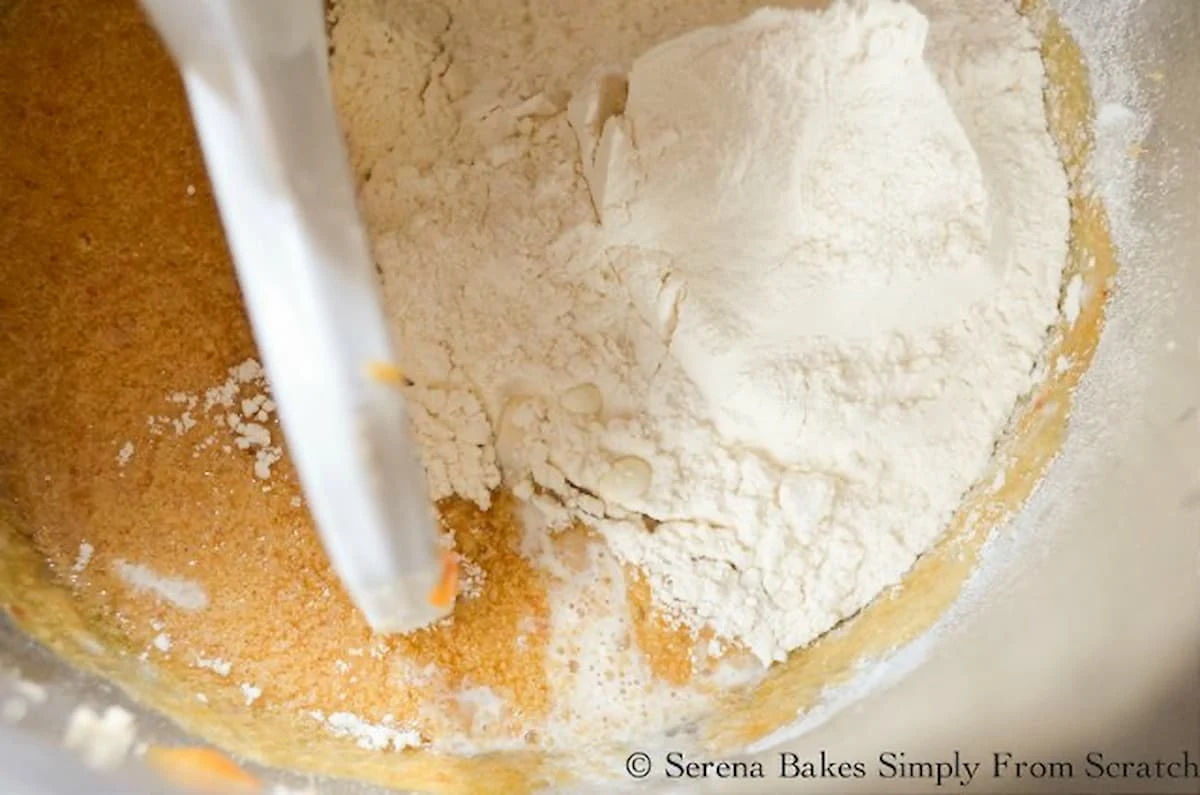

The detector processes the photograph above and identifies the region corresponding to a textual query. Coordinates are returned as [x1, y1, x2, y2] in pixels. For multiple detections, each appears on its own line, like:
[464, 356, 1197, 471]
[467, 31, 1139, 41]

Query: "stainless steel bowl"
[0, 0, 1196, 793]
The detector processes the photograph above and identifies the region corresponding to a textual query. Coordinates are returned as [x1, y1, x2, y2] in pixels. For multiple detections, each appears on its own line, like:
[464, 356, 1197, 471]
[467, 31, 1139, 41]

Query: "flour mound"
[576, 3, 1001, 458]
[344, 0, 1069, 664]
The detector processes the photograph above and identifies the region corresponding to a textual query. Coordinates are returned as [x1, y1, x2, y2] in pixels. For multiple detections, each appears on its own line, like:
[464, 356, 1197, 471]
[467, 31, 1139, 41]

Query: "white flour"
[112, 560, 210, 612]
[331, 0, 1067, 664]
[308, 709, 422, 752]
[143, 357, 283, 481]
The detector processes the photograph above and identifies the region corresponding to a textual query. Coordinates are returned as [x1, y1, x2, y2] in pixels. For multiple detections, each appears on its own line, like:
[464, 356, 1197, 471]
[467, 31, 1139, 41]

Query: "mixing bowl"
[0, 0, 1196, 793]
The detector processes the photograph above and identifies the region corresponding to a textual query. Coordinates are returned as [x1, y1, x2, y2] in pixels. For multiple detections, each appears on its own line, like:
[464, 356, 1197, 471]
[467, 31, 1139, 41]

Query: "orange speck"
[365, 360, 409, 385]
[145, 746, 261, 793]
[428, 552, 459, 608]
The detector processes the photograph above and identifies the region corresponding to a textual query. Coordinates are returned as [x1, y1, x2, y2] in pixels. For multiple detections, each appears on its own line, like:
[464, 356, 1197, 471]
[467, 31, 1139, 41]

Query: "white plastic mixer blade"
[140, 0, 453, 633]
